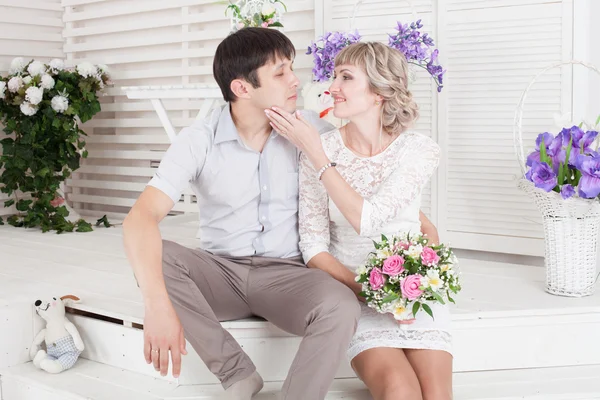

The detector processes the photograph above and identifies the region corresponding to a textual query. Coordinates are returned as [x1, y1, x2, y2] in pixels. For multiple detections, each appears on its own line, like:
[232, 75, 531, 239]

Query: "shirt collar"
[214, 104, 240, 145]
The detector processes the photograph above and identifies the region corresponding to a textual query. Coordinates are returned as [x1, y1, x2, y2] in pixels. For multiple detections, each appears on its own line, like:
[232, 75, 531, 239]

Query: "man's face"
[250, 57, 300, 113]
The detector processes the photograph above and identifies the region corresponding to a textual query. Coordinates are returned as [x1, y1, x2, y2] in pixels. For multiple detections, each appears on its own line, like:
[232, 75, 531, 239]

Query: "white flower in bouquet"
[355, 265, 368, 277]
[421, 270, 443, 292]
[40, 74, 55, 90]
[51, 95, 69, 113]
[23, 76, 32, 85]
[376, 248, 392, 259]
[407, 244, 423, 259]
[76, 62, 98, 78]
[0, 81, 6, 99]
[20, 102, 38, 116]
[390, 301, 412, 321]
[9, 57, 27, 75]
[27, 61, 46, 77]
[98, 64, 109, 74]
[8, 76, 23, 93]
[261, 2, 276, 15]
[49, 59, 65, 72]
[25, 86, 44, 105]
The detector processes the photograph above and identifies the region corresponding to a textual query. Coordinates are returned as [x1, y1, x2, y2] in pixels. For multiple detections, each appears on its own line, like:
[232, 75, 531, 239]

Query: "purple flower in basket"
[525, 161, 558, 192]
[526, 132, 561, 169]
[556, 127, 599, 166]
[575, 153, 600, 199]
[560, 184, 575, 200]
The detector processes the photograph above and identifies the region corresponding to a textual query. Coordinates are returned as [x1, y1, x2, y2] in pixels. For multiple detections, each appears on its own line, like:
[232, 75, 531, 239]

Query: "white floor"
[1, 219, 600, 399]
[1, 220, 598, 325]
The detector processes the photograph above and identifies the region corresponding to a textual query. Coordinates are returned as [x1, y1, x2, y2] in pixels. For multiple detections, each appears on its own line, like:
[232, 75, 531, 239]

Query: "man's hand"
[143, 299, 187, 378]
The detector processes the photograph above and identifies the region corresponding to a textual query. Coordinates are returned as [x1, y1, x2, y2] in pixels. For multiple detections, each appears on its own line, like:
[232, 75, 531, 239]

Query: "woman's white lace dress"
[299, 129, 453, 360]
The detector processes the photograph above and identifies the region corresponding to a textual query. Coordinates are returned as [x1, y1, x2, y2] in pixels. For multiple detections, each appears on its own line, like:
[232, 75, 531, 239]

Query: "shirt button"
[261, 216, 266, 221]
[263, 186, 267, 190]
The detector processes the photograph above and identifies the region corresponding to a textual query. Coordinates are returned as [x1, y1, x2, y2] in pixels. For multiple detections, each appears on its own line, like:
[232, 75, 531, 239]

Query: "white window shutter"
[441, 0, 573, 256]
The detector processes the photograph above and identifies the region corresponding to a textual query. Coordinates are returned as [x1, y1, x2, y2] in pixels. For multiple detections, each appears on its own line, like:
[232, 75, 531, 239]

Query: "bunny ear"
[60, 295, 80, 302]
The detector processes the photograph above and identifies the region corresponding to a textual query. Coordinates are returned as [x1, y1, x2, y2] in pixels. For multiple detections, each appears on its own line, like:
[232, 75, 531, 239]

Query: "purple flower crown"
[306, 20, 445, 92]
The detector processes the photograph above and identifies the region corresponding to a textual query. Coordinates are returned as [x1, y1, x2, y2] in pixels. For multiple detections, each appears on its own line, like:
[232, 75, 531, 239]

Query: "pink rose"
[421, 247, 440, 266]
[369, 268, 385, 291]
[393, 241, 410, 252]
[261, 22, 269, 28]
[401, 274, 424, 300]
[382, 255, 405, 276]
[50, 196, 65, 208]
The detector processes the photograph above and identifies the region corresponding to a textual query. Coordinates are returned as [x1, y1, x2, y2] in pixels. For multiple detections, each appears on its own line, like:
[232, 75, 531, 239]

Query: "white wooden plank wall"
[0, 0, 64, 217]
[60, 0, 317, 219]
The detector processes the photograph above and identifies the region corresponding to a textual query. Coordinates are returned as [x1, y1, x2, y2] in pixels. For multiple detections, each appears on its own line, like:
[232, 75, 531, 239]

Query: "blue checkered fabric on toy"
[46, 335, 81, 369]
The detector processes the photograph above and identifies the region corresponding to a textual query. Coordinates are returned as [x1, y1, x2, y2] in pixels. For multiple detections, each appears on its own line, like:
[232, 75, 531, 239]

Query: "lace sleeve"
[360, 135, 441, 237]
[298, 152, 331, 264]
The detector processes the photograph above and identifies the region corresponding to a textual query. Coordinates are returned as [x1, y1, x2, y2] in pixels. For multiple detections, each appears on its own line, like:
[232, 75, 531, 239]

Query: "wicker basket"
[513, 60, 600, 297]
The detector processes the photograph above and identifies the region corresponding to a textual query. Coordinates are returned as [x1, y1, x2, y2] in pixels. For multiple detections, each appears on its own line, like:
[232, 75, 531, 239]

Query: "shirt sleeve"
[147, 125, 209, 204]
[360, 134, 441, 237]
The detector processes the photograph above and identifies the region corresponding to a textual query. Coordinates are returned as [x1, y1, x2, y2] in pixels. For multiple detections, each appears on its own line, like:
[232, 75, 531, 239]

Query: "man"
[123, 27, 361, 400]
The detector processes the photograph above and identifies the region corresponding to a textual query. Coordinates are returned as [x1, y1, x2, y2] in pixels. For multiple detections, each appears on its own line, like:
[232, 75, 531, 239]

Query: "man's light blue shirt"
[148, 104, 334, 258]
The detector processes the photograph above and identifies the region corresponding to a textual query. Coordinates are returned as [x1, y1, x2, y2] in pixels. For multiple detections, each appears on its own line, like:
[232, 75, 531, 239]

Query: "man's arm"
[123, 186, 188, 378]
[123, 186, 174, 310]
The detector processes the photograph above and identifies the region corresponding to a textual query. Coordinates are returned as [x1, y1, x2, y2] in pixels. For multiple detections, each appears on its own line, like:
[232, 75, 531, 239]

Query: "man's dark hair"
[213, 27, 296, 102]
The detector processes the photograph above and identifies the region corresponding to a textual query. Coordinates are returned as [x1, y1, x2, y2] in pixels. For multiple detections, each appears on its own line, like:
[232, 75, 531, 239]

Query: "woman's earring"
[375, 100, 381, 106]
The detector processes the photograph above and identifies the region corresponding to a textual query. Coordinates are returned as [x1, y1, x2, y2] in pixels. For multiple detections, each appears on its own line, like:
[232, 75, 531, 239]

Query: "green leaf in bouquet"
[558, 161, 565, 185]
[432, 291, 446, 305]
[595, 114, 600, 128]
[4, 199, 15, 208]
[422, 303, 434, 319]
[381, 234, 388, 242]
[0, 216, 3, 225]
[447, 292, 456, 304]
[539, 136, 550, 168]
[412, 301, 421, 317]
[358, 291, 368, 298]
[382, 293, 399, 303]
[268, 21, 283, 27]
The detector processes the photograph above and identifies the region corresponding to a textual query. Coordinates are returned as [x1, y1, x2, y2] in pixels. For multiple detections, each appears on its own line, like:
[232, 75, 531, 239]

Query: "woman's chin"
[332, 108, 349, 119]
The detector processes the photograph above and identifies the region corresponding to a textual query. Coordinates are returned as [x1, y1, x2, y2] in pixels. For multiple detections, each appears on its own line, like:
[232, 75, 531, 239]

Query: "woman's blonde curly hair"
[334, 41, 419, 135]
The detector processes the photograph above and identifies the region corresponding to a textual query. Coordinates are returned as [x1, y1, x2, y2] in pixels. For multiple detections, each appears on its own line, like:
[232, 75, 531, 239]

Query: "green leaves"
[0, 62, 111, 233]
[412, 301, 421, 317]
[95, 215, 112, 228]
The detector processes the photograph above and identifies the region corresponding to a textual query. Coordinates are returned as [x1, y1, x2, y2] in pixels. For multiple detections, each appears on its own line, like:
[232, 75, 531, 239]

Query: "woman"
[266, 42, 452, 400]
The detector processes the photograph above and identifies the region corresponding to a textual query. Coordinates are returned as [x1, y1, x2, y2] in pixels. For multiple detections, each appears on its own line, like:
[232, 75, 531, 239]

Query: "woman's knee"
[421, 383, 453, 400]
[379, 370, 423, 400]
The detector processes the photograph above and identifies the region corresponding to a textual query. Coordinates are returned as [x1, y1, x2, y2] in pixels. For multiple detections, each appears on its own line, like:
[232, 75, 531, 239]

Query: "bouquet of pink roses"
[355, 233, 461, 321]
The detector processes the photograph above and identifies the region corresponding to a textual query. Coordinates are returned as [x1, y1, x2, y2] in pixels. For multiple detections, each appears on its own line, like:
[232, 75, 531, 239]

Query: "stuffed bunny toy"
[301, 81, 344, 128]
[30, 294, 85, 373]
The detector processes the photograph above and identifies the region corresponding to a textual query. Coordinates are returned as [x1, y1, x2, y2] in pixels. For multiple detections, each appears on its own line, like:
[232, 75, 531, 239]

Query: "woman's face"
[329, 63, 380, 120]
